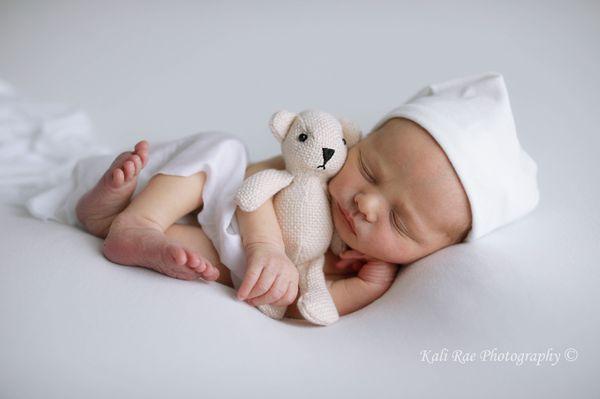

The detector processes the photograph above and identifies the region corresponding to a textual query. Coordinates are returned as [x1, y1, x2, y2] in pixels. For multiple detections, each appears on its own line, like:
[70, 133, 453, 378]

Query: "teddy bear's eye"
[298, 133, 308, 142]
[342, 138, 347, 145]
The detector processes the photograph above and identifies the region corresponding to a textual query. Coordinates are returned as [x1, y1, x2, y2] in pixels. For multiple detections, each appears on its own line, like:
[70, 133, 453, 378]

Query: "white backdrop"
[1, 1, 599, 398]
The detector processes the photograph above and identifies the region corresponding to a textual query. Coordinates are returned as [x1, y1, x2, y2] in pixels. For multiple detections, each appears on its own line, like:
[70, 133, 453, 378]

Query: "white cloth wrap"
[25, 132, 249, 287]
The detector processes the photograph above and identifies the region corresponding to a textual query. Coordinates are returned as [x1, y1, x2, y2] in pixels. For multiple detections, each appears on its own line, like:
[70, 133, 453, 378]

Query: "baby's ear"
[269, 110, 297, 143]
[339, 117, 362, 147]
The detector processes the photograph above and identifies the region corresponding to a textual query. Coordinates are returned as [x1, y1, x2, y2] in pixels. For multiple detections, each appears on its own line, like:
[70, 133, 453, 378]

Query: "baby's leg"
[103, 172, 220, 281]
[164, 223, 233, 287]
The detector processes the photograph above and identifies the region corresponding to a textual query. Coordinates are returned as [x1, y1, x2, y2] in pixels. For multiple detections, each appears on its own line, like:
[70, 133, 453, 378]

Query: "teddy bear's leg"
[257, 304, 287, 320]
[296, 256, 340, 325]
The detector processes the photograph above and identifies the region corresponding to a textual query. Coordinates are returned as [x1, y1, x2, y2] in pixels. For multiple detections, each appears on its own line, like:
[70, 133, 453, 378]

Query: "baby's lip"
[337, 202, 357, 235]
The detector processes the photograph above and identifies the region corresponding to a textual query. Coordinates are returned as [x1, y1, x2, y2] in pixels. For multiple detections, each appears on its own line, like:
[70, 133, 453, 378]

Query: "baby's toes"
[134, 140, 149, 152]
[185, 251, 207, 273]
[166, 244, 188, 266]
[109, 167, 126, 188]
[189, 255, 220, 281]
[166, 267, 199, 281]
[201, 260, 220, 281]
[129, 154, 143, 176]
[134, 140, 149, 167]
[122, 160, 136, 181]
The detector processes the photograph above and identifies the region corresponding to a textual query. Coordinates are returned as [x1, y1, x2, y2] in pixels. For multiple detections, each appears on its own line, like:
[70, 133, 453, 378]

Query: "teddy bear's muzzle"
[318, 147, 335, 169]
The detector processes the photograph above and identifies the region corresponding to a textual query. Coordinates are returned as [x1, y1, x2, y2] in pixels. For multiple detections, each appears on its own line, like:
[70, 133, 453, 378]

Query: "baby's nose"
[322, 148, 335, 164]
[356, 193, 379, 223]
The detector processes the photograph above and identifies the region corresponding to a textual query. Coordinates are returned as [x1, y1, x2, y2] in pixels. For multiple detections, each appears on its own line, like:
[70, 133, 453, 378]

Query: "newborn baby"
[72, 72, 539, 319]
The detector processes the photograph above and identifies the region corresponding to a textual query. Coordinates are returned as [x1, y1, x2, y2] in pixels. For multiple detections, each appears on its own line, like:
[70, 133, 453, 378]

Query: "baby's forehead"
[364, 119, 449, 174]
[369, 119, 463, 192]
[369, 118, 432, 145]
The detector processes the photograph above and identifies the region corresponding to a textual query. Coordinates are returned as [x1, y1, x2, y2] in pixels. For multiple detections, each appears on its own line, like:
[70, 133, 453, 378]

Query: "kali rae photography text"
[418, 347, 579, 366]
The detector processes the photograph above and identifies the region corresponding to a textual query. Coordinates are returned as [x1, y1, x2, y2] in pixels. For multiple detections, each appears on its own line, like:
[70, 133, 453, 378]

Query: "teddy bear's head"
[269, 109, 361, 178]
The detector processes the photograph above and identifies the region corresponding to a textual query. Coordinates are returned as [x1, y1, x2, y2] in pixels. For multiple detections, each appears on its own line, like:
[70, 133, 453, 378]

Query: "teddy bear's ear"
[269, 110, 297, 143]
[339, 117, 362, 147]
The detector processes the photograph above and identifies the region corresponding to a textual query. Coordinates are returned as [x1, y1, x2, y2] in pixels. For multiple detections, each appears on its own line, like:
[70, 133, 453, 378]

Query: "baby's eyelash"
[390, 209, 409, 238]
[389, 210, 402, 235]
[359, 152, 376, 183]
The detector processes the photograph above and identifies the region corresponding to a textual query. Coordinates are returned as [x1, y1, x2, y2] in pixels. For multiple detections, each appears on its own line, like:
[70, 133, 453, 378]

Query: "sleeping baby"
[69, 72, 539, 320]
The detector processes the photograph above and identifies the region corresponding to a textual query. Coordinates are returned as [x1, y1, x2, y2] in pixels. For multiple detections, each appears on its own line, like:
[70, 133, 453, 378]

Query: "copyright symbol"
[564, 348, 578, 362]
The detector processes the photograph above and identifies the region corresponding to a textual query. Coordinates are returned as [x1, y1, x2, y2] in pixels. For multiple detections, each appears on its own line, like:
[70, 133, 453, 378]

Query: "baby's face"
[328, 118, 471, 264]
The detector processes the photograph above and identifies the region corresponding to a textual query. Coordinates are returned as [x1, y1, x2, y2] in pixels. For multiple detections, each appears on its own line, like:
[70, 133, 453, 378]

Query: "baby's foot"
[103, 213, 220, 281]
[76, 140, 149, 238]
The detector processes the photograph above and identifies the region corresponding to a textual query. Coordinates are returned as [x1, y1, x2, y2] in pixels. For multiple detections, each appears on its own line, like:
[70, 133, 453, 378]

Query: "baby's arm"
[235, 156, 300, 307]
[327, 253, 398, 316]
[285, 250, 398, 318]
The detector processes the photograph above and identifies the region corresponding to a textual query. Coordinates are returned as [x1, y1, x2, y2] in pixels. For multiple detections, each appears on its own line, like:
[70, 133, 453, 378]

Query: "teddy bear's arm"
[235, 169, 294, 212]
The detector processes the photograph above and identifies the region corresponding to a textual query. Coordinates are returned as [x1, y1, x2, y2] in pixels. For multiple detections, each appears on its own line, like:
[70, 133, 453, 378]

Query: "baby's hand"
[336, 249, 398, 286]
[237, 243, 299, 307]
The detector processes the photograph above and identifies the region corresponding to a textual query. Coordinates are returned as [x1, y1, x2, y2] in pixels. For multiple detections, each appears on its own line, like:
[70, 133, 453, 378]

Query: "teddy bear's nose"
[322, 148, 335, 164]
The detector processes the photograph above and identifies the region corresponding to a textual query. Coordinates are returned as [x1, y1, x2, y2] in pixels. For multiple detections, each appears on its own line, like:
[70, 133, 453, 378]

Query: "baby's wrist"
[243, 239, 286, 255]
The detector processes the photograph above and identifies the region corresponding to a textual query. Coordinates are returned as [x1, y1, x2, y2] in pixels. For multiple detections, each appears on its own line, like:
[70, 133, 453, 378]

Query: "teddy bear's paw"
[297, 292, 339, 326]
[257, 304, 287, 320]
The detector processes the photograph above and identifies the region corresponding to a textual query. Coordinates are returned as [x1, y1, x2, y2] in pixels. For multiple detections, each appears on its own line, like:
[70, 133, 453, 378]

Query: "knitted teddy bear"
[235, 109, 361, 325]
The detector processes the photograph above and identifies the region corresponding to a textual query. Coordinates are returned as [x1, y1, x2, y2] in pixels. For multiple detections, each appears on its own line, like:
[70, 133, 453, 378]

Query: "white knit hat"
[371, 72, 539, 241]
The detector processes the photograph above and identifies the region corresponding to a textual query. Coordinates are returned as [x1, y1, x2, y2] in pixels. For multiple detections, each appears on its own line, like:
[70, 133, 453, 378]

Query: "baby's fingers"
[340, 249, 367, 260]
[270, 281, 298, 307]
[335, 258, 362, 270]
[245, 268, 277, 300]
[237, 266, 262, 300]
[248, 276, 289, 306]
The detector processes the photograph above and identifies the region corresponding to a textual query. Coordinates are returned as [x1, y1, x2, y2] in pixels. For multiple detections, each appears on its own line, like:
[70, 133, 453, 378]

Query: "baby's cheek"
[387, 242, 417, 264]
[331, 213, 351, 242]
[329, 170, 344, 189]
[330, 159, 356, 187]
[367, 232, 407, 263]
[327, 175, 338, 197]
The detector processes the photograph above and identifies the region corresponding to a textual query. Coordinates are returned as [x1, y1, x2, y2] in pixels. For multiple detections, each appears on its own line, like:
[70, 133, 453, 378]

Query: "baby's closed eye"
[358, 150, 376, 183]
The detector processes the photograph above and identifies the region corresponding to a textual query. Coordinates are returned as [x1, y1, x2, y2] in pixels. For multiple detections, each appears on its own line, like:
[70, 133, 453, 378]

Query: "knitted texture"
[236, 169, 294, 213]
[296, 256, 339, 324]
[235, 110, 361, 325]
